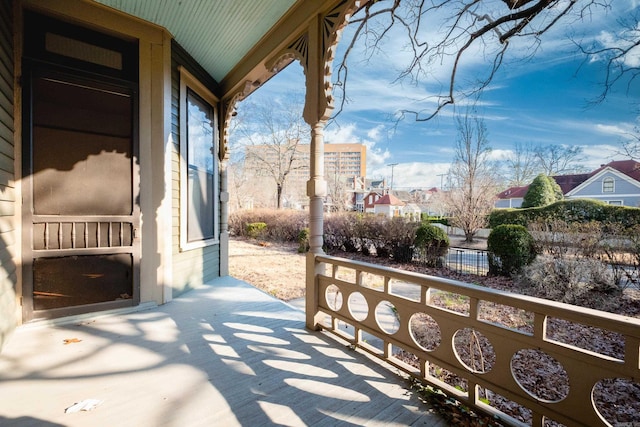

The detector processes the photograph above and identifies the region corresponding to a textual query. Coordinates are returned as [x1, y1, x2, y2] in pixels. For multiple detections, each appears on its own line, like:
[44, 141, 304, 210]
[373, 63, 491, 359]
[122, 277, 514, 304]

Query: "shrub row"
[231, 210, 450, 264]
[229, 209, 308, 242]
[489, 199, 640, 229]
[323, 213, 419, 261]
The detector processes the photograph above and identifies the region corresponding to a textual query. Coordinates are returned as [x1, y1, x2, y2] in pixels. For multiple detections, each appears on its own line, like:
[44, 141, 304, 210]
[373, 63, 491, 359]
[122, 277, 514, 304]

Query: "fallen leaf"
[63, 338, 82, 345]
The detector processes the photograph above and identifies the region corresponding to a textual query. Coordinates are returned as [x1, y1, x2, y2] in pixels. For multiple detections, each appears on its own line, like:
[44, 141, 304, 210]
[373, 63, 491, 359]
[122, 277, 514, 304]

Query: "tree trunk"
[465, 231, 475, 243]
[276, 183, 283, 209]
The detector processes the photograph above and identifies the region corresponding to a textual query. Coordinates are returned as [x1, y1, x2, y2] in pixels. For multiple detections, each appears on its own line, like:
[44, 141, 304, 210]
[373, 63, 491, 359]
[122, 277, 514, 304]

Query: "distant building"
[363, 191, 384, 213]
[495, 160, 640, 208]
[245, 142, 366, 180]
[495, 185, 529, 208]
[244, 142, 367, 209]
[325, 143, 367, 178]
[373, 194, 405, 218]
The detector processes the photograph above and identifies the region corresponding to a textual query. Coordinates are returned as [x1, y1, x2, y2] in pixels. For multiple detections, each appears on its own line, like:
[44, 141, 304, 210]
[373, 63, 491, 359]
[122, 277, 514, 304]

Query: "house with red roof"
[363, 191, 384, 213]
[565, 160, 640, 206]
[373, 194, 406, 218]
[495, 160, 640, 208]
[495, 185, 530, 208]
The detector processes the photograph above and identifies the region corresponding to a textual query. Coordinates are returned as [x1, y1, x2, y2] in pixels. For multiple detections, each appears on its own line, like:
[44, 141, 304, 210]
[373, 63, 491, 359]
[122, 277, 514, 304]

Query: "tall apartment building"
[242, 142, 367, 209]
[245, 142, 366, 181]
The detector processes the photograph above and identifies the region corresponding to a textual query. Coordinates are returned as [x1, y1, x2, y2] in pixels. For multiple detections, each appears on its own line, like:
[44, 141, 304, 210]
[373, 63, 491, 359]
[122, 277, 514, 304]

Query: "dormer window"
[602, 177, 615, 193]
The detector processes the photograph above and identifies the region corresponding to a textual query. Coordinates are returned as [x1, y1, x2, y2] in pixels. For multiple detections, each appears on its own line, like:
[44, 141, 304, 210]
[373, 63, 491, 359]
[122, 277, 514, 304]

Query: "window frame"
[602, 176, 615, 193]
[179, 66, 219, 251]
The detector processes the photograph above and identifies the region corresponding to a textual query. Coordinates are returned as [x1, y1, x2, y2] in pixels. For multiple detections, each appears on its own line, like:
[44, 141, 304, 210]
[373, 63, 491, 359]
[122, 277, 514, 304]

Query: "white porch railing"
[309, 253, 640, 427]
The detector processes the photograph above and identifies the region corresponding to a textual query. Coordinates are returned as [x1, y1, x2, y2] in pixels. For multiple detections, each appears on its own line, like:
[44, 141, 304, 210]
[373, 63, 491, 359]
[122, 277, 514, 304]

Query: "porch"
[0, 277, 445, 427]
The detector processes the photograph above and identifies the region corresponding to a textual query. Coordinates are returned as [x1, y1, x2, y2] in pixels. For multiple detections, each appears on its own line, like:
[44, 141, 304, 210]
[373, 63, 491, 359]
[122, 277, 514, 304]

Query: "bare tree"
[503, 141, 539, 186]
[574, 12, 640, 104]
[335, 0, 634, 120]
[233, 94, 308, 209]
[619, 123, 640, 160]
[443, 109, 499, 242]
[532, 144, 586, 175]
[326, 173, 352, 212]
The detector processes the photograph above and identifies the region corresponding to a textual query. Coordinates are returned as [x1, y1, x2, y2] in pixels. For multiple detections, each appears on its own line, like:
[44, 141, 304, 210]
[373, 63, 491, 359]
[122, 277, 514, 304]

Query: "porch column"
[307, 123, 327, 254]
[219, 158, 229, 276]
[304, 12, 332, 330]
[262, 0, 359, 330]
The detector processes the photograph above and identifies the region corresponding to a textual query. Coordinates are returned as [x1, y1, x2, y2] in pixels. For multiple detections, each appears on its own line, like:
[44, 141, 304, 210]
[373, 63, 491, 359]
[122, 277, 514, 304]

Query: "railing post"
[306, 252, 324, 330]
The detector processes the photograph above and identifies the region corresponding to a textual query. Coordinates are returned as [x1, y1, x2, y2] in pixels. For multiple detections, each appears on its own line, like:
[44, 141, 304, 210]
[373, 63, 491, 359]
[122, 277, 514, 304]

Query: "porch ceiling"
[94, 0, 297, 83]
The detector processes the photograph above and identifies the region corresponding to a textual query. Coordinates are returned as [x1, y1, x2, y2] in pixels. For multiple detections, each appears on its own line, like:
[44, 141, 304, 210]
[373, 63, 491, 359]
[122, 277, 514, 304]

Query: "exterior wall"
[373, 204, 402, 218]
[324, 143, 366, 177]
[495, 198, 523, 208]
[0, 0, 17, 349]
[568, 171, 640, 207]
[170, 42, 220, 298]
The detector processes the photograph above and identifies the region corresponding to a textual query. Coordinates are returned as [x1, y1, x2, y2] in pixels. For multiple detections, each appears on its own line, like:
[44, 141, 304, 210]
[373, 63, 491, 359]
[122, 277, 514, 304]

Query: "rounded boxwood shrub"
[487, 224, 536, 276]
[415, 224, 450, 267]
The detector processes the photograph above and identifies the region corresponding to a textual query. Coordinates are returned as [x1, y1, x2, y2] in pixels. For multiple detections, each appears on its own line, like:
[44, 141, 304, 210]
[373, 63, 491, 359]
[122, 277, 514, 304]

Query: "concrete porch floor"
[0, 277, 446, 426]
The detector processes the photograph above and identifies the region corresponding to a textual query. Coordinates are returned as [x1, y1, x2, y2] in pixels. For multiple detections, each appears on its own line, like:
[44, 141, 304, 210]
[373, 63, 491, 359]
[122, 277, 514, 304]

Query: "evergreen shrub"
[487, 224, 536, 276]
[414, 224, 450, 267]
[489, 199, 640, 229]
[245, 222, 267, 239]
[298, 228, 310, 253]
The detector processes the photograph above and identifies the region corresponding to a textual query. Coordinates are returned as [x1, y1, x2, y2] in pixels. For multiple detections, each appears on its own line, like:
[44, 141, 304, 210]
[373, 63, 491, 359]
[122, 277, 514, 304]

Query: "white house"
[373, 194, 405, 218]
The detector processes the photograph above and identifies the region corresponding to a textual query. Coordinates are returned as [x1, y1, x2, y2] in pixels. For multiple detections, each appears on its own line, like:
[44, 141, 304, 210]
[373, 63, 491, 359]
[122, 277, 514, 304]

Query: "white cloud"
[593, 123, 635, 137]
[324, 122, 391, 172]
[580, 144, 622, 169]
[374, 161, 451, 190]
[367, 125, 384, 141]
[488, 149, 513, 161]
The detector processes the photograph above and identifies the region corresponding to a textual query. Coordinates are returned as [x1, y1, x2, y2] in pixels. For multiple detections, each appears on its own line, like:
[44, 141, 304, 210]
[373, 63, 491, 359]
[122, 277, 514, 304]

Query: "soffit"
[94, 0, 297, 83]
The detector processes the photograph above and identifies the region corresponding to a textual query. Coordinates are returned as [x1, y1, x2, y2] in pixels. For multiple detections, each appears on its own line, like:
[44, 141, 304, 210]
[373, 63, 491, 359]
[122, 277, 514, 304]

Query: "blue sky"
[241, 0, 639, 190]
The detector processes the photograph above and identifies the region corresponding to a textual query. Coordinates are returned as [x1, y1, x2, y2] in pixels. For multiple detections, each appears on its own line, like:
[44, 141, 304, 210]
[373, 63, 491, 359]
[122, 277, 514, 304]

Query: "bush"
[245, 222, 267, 239]
[298, 228, 310, 253]
[489, 199, 640, 229]
[387, 218, 419, 263]
[487, 225, 536, 276]
[414, 224, 450, 267]
[423, 216, 451, 226]
[516, 256, 619, 310]
[521, 174, 562, 208]
[229, 209, 307, 242]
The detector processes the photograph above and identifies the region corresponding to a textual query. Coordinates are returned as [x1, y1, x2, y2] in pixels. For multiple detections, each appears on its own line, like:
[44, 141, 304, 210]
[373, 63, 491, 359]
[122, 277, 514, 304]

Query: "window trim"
[179, 66, 219, 251]
[602, 176, 615, 193]
[606, 200, 623, 206]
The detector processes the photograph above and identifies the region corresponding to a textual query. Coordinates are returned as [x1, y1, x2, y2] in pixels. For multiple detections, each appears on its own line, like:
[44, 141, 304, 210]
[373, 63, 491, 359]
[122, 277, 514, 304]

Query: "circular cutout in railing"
[511, 349, 569, 403]
[453, 328, 495, 373]
[348, 291, 368, 321]
[409, 313, 441, 351]
[592, 378, 640, 425]
[375, 301, 400, 334]
[325, 284, 343, 311]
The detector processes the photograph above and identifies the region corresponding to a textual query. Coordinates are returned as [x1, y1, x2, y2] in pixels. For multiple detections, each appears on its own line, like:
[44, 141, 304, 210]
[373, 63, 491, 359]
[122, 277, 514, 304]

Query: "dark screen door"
[23, 69, 140, 319]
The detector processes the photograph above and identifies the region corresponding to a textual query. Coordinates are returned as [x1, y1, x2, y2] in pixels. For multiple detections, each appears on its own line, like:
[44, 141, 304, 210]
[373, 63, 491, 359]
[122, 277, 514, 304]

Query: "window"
[180, 67, 219, 250]
[602, 177, 615, 193]
[607, 200, 623, 206]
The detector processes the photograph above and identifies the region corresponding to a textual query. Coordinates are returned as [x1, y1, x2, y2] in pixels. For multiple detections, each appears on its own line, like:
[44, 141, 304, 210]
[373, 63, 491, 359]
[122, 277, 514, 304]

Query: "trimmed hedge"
[489, 199, 640, 229]
[487, 224, 536, 276]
